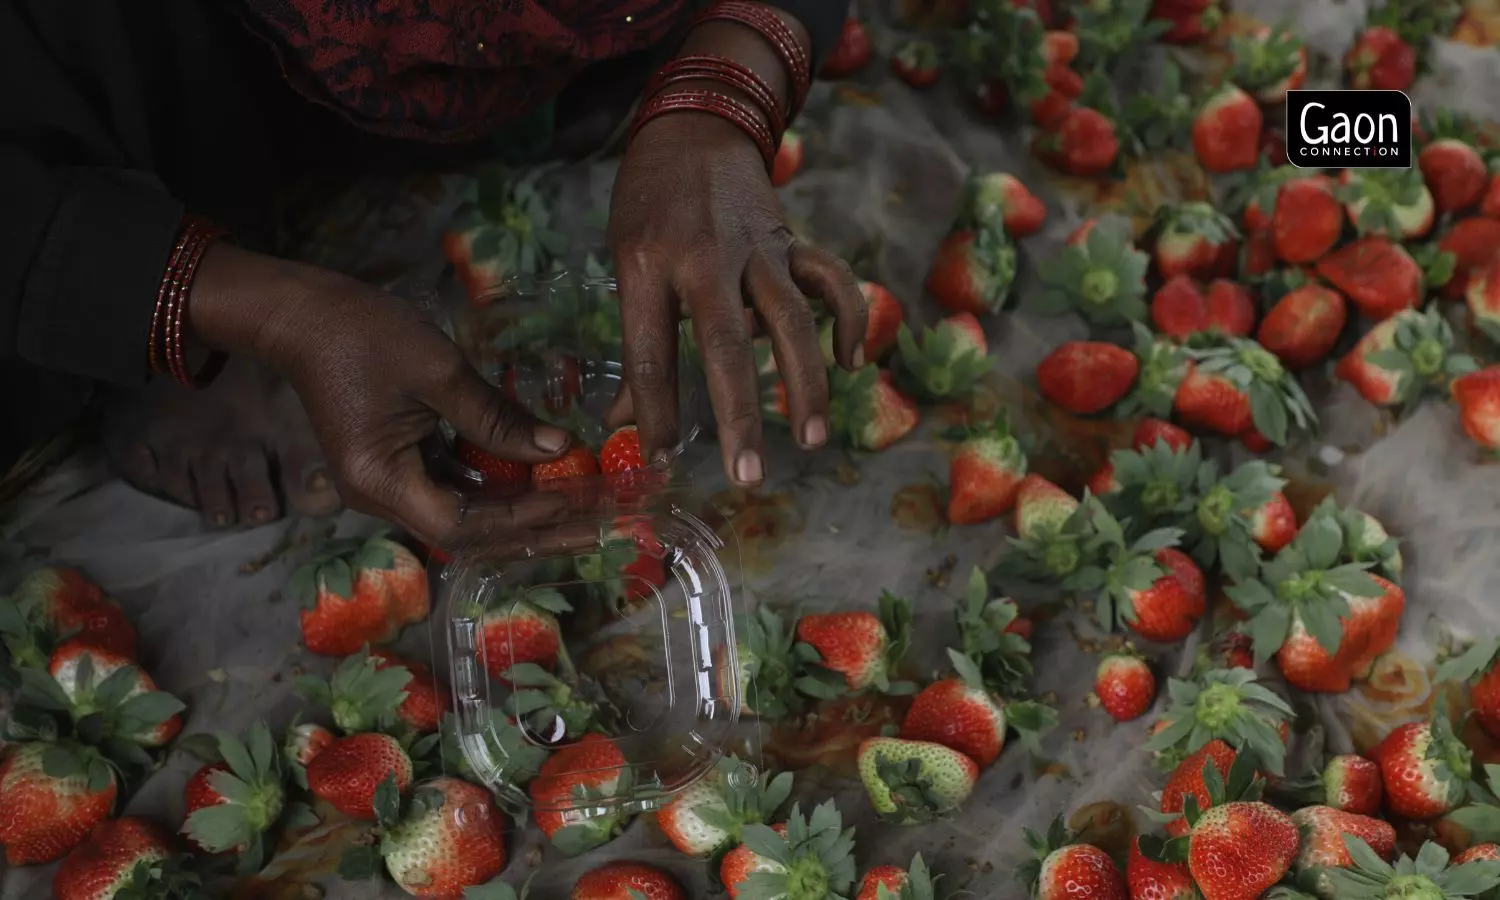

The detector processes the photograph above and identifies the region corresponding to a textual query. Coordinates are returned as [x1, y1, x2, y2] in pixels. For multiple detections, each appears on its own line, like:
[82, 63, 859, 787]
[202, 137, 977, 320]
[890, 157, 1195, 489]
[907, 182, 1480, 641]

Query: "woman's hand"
[188, 244, 591, 554]
[608, 111, 867, 487]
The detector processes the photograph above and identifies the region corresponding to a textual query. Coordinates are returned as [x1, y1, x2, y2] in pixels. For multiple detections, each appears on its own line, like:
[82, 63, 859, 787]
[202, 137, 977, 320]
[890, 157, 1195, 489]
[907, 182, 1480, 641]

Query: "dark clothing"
[0, 0, 845, 468]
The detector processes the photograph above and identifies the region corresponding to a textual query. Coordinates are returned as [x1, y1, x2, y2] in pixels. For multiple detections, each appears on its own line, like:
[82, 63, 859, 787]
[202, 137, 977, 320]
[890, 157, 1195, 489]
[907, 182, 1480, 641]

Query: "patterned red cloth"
[239, 0, 694, 142]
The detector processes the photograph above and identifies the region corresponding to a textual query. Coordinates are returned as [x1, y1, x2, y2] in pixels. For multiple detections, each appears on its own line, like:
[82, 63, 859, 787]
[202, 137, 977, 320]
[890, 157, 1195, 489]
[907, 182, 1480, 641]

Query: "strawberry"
[995, 475, 1093, 583]
[1342, 306, 1480, 407]
[52, 817, 202, 900]
[1159, 740, 1243, 834]
[1153, 202, 1239, 281]
[1094, 650, 1154, 721]
[857, 281, 906, 361]
[454, 437, 530, 484]
[1421, 138, 1489, 213]
[1035, 341, 1139, 414]
[182, 723, 289, 867]
[599, 425, 645, 474]
[856, 854, 940, 900]
[295, 645, 415, 735]
[1271, 176, 1344, 264]
[1483, 173, 1500, 218]
[1071, 500, 1205, 642]
[1291, 805, 1397, 892]
[1456, 843, 1500, 864]
[1257, 283, 1349, 369]
[306, 732, 412, 821]
[1193, 85, 1263, 173]
[896, 313, 994, 399]
[371, 649, 443, 734]
[1176, 337, 1318, 445]
[829, 366, 921, 451]
[1435, 633, 1500, 742]
[1345, 26, 1416, 91]
[795, 592, 912, 693]
[771, 129, 803, 187]
[1248, 491, 1298, 553]
[656, 759, 791, 859]
[1452, 365, 1500, 452]
[721, 803, 855, 899]
[1339, 168, 1434, 240]
[1229, 24, 1307, 104]
[0, 742, 117, 865]
[1319, 839, 1500, 897]
[1151, 0, 1222, 44]
[925, 228, 1017, 315]
[1117, 323, 1192, 419]
[474, 586, 570, 681]
[1036, 218, 1150, 325]
[858, 737, 978, 823]
[1322, 754, 1386, 816]
[1030, 65, 1082, 129]
[1338, 315, 1410, 405]
[1185, 802, 1298, 900]
[1020, 818, 1127, 900]
[533, 444, 599, 482]
[292, 534, 429, 657]
[47, 639, 184, 747]
[1438, 216, 1500, 299]
[1467, 258, 1500, 344]
[1373, 712, 1472, 820]
[1087, 463, 1120, 497]
[440, 227, 507, 304]
[821, 18, 871, 78]
[0, 566, 136, 668]
[946, 414, 1028, 525]
[1033, 106, 1120, 177]
[1134, 418, 1192, 452]
[1178, 455, 1286, 582]
[285, 721, 335, 772]
[963, 172, 1047, 238]
[1126, 835, 1196, 900]
[1067, 218, 1098, 246]
[952, 567, 1040, 697]
[572, 862, 685, 900]
[527, 733, 630, 855]
[363, 776, 506, 898]
[732, 606, 845, 720]
[1151, 276, 1257, 340]
[891, 40, 941, 88]
[1145, 668, 1294, 776]
[1042, 29, 1079, 65]
[899, 675, 1007, 769]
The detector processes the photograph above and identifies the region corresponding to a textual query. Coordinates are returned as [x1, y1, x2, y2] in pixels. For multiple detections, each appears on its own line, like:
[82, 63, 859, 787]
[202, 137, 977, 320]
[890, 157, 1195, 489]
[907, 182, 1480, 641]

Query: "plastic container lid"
[425, 270, 750, 817]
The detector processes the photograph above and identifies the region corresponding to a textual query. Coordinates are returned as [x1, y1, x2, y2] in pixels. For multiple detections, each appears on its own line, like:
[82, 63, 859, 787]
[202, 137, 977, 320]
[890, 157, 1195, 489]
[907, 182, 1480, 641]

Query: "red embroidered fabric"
[238, 0, 694, 142]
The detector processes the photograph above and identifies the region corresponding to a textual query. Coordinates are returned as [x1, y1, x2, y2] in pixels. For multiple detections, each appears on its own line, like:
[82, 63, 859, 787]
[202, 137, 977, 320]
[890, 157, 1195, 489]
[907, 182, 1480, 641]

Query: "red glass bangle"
[649, 55, 786, 136]
[630, 90, 777, 171]
[149, 216, 229, 387]
[691, 1, 811, 117]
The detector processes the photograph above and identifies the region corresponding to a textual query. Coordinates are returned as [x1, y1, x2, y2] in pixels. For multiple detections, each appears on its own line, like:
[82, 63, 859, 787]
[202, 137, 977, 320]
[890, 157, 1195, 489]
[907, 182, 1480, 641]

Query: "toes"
[227, 446, 280, 525]
[192, 456, 237, 529]
[110, 441, 162, 494]
[154, 446, 198, 508]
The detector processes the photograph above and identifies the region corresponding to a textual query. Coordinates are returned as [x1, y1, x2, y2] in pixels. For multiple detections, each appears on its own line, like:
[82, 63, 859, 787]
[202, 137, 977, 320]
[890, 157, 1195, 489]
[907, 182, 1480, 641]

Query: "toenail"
[251, 506, 271, 522]
[212, 511, 230, 527]
[307, 468, 331, 491]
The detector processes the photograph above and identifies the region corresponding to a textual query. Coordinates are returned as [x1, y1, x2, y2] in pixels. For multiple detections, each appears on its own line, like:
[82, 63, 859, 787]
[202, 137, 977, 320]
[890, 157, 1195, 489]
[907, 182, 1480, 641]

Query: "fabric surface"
[6, 0, 1500, 897]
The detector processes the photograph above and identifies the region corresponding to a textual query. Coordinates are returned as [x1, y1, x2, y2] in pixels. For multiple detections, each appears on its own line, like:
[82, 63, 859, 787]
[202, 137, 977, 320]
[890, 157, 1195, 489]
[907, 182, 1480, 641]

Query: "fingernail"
[533, 425, 569, 453]
[307, 467, 331, 491]
[802, 415, 827, 448]
[735, 450, 763, 485]
[852, 342, 866, 369]
[251, 506, 271, 522]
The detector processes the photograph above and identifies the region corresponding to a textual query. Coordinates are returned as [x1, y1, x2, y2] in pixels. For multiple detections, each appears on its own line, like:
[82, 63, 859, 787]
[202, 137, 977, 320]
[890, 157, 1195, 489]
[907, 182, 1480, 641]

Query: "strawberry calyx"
[895, 317, 995, 400]
[1365, 0, 1463, 73]
[1145, 746, 1265, 860]
[1340, 167, 1432, 238]
[995, 497, 1095, 582]
[1361, 306, 1480, 412]
[874, 591, 917, 695]
[288, 534, 398, 609]
[295, 645, 413, 736]
[696, 757, 795, 844]
[1228, 24, 1305, 93]
[1116, 323, 1192, 418]
[182, 722, 298, 869]
[1318, 837, 1500, 899]
[949, 2, 1049, 102]
[500, 662, 602, 745]
[1189, 336, 1318, 445]
[1065, 497, 1185, 632]
[1071, 0, 1172, 69]
[1448, 763, 1500, 843]
[952, 567, 1035, 696]
[1182, 458, 1285, 582]
[1153, 201, 1240, 256]
[1017, 815, 1090, 890]
[1119, 61, 1194, 155]
[1101, 437, 1203, 531]
[742, 605, 848, 718]
[1035, 219, 1151, 325]
[437, 710, 548, 789]
[739, 801, 857, 899]
[1143, 668, 1294, 775]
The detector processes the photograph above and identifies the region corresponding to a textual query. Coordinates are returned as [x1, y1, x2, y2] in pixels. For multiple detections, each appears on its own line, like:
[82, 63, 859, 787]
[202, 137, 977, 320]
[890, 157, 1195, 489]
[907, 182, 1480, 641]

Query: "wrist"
[187, 243, 338, 364]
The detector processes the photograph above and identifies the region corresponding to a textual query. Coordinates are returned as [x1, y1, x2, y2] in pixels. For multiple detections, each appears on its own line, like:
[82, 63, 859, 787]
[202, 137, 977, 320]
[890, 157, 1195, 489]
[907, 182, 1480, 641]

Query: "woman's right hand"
[187, 244, 591, 554]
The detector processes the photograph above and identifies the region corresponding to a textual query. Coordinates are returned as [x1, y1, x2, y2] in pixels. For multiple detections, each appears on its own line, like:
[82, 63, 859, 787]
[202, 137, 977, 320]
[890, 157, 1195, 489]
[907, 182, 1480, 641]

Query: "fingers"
[427, 362, 571, 463]
[616, 250, 681, 460]
[605, 384, 635, 430]
[682, 268, 765, 487]
[746, 256, 828, 450]
[789, 243, 867, 370]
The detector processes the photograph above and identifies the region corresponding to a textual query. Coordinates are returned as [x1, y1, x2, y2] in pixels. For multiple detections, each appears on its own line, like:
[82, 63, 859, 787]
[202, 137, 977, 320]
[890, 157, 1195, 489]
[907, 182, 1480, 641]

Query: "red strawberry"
[2, 567, 137, 667]
[1172, 363, 1253, 437]
[947, 417, 1029, 525]
[1291, 806, 1396, 890]
[52, 817, 189, 900]
[900, 678, 1008, 768]
[1467, 258, 1500, 340]
[1483, 173, 1500, 218]
[1248, 492, 1298, 553]
[1187, 801, 1298, 900]
[1453, 365, 1500, 452]
[378, 776, 506, 897]
[454, 438, 530, 483]
[857, 866, 908, 900]
[1036, 341, 1139, 415]
[599, 425, 645, 474]
[1337, 316, 1406, 405]
[821, 18, 871, 77]
[1153, 202, 1239, 281]
[286, 721, 335, 769]
[477, 587, 570, 681]
[1230, 24, 1307, 104]
[1042, 29, 1079, 65]
[1323, 754, 1385, 816]
[896, 312, 992, 399]
[1340, 168, 1435, 240]
[1133, 418, 1192, 452]
[830, 367, 920, 451]
[293, 535, 430, 657]
[182, 724, 287, 858]
[1372, 714, 1472, 820]
[858, 281, 906, 361]
[721, 803, 855, 898]
[1316, 237, 1423, 321]
[1012, 474, 1080, 543]
[1458, 844, 1500, 864]
[369, 649, 445, 734]
[925, 228, 1016, 315]
[1066, 219, 1097, 246]
[1022, 820, 1127, 900]
[1345, 26, 1416, 91]
[1421, 138, 1489, 213]
[533, 444, 599, 482]
[721, 823, 788, 897]
[1030, 64, 1083, 129]
[0, 742, 117, 866]
[1272, 176, 1344, 264]
[48, 639, 184, 747]
[1095, 651, 1154, 722]
[1193, 86, 1263, 173]
[1126, 836, 1196, 900]
[972, 80, 1009, 118]
[966, 172, 1047, 238]
[572, 861, 686, 900]
[1261, 128, 1288, 166]
[441, 228, 506, 305]
[1240, 226, 1277, 278]
[1125, 548, 1207, 643]
[771, 129, 803, 187]
[529, 734, 631, 855]
[1151, 276, 1256, 339]
[1439, 216, 1500, 299]
[305, 732, 413, 821]
[1161, 741, 1240, 837]
[891, 40, 940, 88]
[1258, 283, 1349, 369]
[796, 593, 911, 692]
[1086, 463, 1120, 497]
[1152, 0, 1222, 44]
[1033, 106, 1119, 177]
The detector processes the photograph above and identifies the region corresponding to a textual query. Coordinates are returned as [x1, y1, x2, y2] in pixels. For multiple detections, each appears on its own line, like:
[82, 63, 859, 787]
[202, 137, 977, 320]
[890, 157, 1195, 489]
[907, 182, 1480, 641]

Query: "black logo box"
[1285, 89, 1413, 169]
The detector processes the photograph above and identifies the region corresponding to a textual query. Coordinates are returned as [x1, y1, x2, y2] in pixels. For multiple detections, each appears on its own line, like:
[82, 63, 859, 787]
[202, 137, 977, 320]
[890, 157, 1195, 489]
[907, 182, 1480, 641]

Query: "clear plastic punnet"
[423, 270, 751, 820]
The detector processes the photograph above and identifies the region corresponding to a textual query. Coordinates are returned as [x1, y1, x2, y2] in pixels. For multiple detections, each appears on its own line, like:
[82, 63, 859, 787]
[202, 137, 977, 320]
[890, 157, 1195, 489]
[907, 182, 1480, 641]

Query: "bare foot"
[100, 358, 342, 528]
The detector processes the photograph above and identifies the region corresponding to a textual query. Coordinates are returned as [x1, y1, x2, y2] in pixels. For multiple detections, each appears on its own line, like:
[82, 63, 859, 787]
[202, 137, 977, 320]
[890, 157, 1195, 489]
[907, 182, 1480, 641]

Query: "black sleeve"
[0, 2, 185, 387]
[760, 0, 854, 70]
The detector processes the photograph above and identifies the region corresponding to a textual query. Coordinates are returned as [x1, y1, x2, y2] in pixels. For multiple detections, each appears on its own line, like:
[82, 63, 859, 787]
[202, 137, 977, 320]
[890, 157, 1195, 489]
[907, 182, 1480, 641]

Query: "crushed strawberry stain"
[763, 694, 911, 775]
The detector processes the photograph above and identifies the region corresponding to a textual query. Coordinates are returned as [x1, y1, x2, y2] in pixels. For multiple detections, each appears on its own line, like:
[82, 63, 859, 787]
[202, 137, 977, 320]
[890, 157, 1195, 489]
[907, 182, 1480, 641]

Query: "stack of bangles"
[628, 0, 811, 174]
[148, 215, 230, 388]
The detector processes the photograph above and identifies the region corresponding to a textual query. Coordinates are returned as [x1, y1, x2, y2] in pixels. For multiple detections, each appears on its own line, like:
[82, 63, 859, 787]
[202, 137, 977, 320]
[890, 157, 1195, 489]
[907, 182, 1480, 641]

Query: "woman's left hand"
[608, 110, 867, 488]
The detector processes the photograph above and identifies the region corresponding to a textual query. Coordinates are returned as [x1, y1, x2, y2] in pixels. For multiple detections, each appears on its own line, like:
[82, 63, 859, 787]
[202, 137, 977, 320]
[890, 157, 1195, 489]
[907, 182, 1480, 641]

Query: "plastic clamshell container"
[426, 271, 748, 818]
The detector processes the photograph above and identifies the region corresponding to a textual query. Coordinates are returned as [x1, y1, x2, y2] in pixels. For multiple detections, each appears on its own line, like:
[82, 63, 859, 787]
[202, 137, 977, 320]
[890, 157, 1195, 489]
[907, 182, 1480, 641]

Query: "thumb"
[428, 364, 571, 462]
